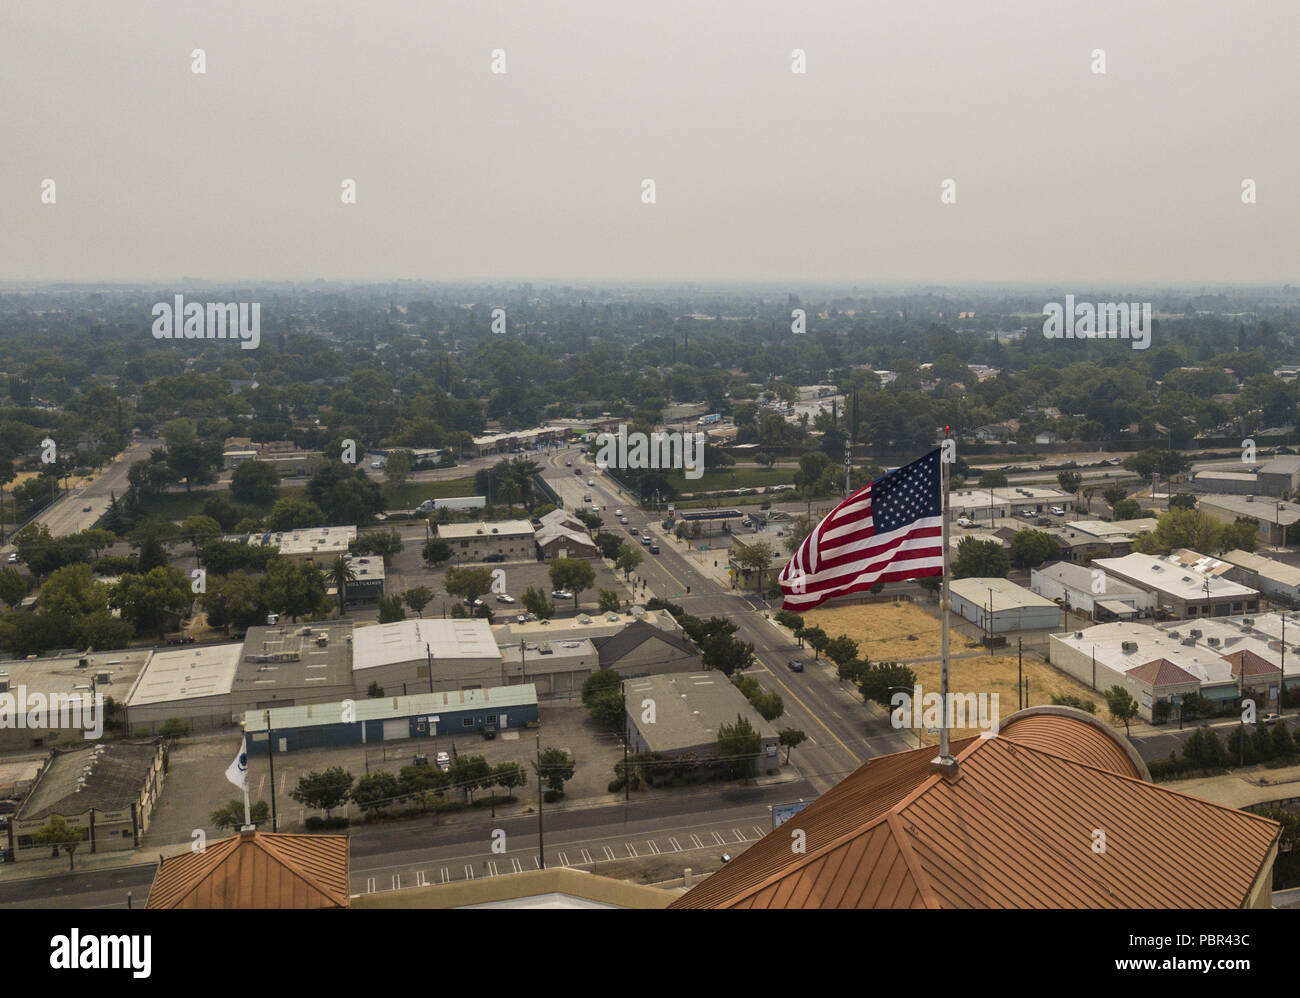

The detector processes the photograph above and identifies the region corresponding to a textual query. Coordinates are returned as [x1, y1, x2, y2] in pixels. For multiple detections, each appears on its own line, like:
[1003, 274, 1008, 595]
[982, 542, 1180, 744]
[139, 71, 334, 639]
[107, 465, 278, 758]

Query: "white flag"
[225, 736, 248, 790]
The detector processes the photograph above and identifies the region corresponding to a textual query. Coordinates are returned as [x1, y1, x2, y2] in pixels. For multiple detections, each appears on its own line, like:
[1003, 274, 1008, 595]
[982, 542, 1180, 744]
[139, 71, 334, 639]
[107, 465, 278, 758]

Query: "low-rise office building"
[243, 685, 539, 754]
[1030, 561, 1156, 620]
[0, 648, 151, 751]
[1219, 549, 1300, 606]
[1198, 494, 1300, 547]
[232, 621, 355, 717]
[243, 525, 357, 567]
[1093, 552, 1260, 619]
[339, 555, 385, 604]
[9, 741, 164, 859]
[1044, 519, 1159, 564]
[123, 642, 244, 736]
[437, 520, 536, 562]
[624, 672, 781, 777]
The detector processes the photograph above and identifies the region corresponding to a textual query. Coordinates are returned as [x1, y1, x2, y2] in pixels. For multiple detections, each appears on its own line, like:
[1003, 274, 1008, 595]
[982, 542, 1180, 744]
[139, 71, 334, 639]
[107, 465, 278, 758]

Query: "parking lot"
[141, 701, 623, 847]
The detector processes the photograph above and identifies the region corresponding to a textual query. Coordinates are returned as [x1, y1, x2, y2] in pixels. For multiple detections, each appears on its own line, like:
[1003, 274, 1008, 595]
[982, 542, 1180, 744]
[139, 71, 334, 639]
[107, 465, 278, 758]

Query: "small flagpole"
[933, 430, 958, 777]
[240, 723, 252, 831]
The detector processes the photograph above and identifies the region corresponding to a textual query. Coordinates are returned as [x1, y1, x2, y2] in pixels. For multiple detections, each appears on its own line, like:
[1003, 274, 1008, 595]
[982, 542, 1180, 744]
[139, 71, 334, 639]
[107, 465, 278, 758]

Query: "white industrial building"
[948, 578, 1060, 634]
[1092, 552, 1260, 619]
[1218, 549, 1300, 606]
[352, 618, 504, 694]
[123, 642, 244, 735]
[1030, 561, 1156, 620]
[241, 525, 357, 566]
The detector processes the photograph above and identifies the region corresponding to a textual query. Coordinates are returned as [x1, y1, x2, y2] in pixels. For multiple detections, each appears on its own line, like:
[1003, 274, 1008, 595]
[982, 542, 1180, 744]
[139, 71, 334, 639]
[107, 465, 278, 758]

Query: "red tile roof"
[146, 831, 350, 909]
[1126, 658, 1199, 687]
[671, 712, 1278, 909]
[1225, 649, 1281, 679]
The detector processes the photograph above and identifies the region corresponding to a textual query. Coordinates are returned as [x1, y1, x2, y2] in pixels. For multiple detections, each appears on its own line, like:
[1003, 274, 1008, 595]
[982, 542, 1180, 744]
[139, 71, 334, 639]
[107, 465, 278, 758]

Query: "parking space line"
[732, 828, 746, 841]
[647, 840, 660, 855]
[690, 834, 704, 849]
[557, 850, 569, 866]
[668, 837, 682, 852]
[712, 831, 725, 846]
[752, 825, 765, 837]
[511, 857, 523, 874]
[392, 874, 400, 890]
[580, 849, 593, 864]
[416, 870, 427, 886]
[440, 867, 450, 883]
[465, 865, 475, 880]
[488, 860, 500, 876]
[366, 877, 375, 893]
[603, 846, 615, 861]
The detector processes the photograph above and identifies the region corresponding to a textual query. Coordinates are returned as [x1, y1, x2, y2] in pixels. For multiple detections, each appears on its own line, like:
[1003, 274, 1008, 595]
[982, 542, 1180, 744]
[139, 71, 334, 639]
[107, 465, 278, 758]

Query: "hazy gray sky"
[3, 0, 1296, 283]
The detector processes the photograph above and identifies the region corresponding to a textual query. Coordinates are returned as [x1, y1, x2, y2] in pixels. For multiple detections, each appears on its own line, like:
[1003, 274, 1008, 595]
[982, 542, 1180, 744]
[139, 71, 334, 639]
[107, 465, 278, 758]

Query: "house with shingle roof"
[671, 708, 1280, 909]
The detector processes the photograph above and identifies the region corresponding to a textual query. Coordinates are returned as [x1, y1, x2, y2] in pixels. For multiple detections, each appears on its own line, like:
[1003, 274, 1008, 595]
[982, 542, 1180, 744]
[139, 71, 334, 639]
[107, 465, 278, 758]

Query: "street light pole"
[536, 733, 545, 870]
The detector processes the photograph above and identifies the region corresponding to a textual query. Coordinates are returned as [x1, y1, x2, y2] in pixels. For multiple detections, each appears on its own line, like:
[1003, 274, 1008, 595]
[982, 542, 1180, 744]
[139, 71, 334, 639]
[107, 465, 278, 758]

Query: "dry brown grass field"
[802, 600, 1119, 743]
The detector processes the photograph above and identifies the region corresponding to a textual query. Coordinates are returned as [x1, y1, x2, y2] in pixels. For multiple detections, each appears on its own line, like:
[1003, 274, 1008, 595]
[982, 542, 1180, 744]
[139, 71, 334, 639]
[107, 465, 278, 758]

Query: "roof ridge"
[251, 832, 350, 904]
[884, 812, 942, 909]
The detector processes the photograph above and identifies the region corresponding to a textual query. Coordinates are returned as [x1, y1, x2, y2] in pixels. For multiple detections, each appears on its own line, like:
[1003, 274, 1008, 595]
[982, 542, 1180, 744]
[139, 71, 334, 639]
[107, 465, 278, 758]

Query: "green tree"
[32, 815, 85, 870]
[230, 460, 280, 506]
[823, 635, 860, 668]
[717, 714, 762, 779]
[384, 449, 414, 490]
[1131, 508, 1224, 556]
[422, 537, 452, 565]
[289, 767, 354, 819]
[534, 747, 575, 797]
[597, 588, 621, 613]
[257, 559, 328, 622]
[978, 469, 1009, 488]
[1008, 529, 1060, 569]
[614, 543, 644, 580]
[352, 529, 403, 566]
[210, 799, 271, 830]
[449, 754, 493, 802]
[445, 566, 493, 606]
[1103, 685, 1139, 735]
[778, 727, 806, 763]
[377, 593, 406, 623]
[521, 585, 556, 620]
[109, 565, 192, 639]
[352, 772, 401, 810]
[952, 537, 1010, 579]
[403, 586, 434, 617]
[732, 539, 777, 593]
[326, 555, 357, 615]
[549, 557, 596, 609]
[266, 497, 327, 532]
[1057, 470, 1082, 496]
[200, 570, 260, 634]
[493, 761, 528, 793]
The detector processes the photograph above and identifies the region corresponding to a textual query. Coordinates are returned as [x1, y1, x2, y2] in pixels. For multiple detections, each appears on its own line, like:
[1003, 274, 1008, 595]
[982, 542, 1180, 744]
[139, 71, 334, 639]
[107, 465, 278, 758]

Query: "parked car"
[565, 459, 572, 466]
[956, 516, 976, 528]
[483, 553, 506, 563]
[630, 527, 639, 536]
[583, 494, 592, 502]
[82, 505, 92, 512]
[6, 553, 16, 564]
[640, 535, 652, 546]
[1049, 506, 1065, 517]
[619, 516, 629, 525]
[495, 594, 516, 604]
[574, 469, 582, 476]
[435, 751, 451, 772]
[551, 589, 573, 599]
[615, 508, 623, 516]
[587, 479, 595, 486]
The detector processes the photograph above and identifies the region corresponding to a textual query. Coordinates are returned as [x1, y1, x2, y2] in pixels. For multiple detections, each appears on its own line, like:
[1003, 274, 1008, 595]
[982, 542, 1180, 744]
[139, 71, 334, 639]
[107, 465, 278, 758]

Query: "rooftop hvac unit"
[1168, 631, 1181, 639]
[1190, 629, 1202, 638]
[1121, 640, 1138, 653]
[1207, 636, 1220, 645]
[1247, 495, 1254, 502]
[491, 527, 499, 533]
[1243, 617, 1255, 626]
[0, 673, 8, 694]
[1181, 637, 1197, 646]
[1075, 631, 1083, 639]
[77, 657, 88, 669]
[95, 672, 110, 684]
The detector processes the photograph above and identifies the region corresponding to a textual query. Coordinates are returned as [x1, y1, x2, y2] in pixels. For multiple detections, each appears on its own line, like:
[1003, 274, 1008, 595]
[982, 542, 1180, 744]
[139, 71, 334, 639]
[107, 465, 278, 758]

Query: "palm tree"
[327, 555, 357, 616]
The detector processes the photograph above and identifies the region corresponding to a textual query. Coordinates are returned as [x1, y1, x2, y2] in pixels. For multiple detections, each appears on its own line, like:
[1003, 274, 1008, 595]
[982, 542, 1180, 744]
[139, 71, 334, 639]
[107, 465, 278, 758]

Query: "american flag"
[779, 449, 944, 611]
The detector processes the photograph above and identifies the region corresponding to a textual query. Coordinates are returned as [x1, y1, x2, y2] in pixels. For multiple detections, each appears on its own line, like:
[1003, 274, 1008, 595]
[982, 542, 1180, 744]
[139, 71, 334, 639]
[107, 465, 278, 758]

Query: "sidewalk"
[0, 837, 191, 885]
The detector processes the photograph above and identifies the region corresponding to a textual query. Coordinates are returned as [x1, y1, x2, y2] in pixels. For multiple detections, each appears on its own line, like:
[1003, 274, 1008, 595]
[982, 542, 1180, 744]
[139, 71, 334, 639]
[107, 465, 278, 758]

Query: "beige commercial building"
[352, 618, 504, 694]
[437, 521, 536, 562]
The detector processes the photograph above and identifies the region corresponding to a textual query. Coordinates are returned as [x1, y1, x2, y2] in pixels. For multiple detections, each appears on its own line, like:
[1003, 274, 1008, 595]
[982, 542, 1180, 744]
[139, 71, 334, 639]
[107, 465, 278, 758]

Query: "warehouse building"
[493, 607, 684, 647]
[437, 520, 536, 562]
[243, 685, 538, 755]
[624, 672, 781, 778]
[1219, 549, 1300, 606]
[243, 525, 357, 566]
[1258, 456, 1300, 498]
[339, 555, 385, 605]
[352, 618, 503, 695]
[1197, 494, 1300, 547]
[8, 740, 164, 860]
[123, 642, 243, 736]
[0, 648, 151, 751]
[535, 523, 600, 560]
[498, 638, 599, 698]
[1030, 561, 1156, 620]
[1092, 552, 1260, 619]
[232, 621, 355, 717]
[594, 620, 701, 675]
[949, 578, 1059, 634]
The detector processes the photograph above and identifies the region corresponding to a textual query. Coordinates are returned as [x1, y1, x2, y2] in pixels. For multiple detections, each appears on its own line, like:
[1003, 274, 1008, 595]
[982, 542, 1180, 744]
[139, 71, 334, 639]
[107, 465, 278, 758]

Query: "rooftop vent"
[1190, 629, 1202, 639]
[1207, 636, 1220, 646]
[1181, 637, 1197, 646]
[1121, 640, 1138, 653]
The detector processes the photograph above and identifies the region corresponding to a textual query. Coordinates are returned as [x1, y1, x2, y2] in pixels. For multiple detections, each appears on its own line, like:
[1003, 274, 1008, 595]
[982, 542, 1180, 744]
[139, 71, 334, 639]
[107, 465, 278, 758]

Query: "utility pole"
[536, 733, 545, 869]
[622, 680, 630, 803]
[265, 710, 278, 832]
[1017, 637, 1023, 711]
[426, 643, 434, 694]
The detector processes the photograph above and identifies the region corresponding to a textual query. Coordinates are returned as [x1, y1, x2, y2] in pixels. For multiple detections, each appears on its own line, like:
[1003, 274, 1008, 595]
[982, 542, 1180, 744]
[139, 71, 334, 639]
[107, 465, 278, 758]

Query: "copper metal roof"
[146, 831, 350, 909]
[671, 714, 1279, 909]
[997, 709, 1145, 780]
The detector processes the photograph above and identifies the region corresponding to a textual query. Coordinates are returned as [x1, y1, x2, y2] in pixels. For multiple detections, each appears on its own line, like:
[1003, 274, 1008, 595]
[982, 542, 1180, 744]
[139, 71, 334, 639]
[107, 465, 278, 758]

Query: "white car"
[6, 553, 16, 564]
[551, 589, 573, 600]
[587, 479, 595, 486]
[1049, 506, 1065, 517]
[435, 751, 451, 772]
[495, 594, 516, 604]
[956, 517, 976, 528]
[615, 508, 623, 516]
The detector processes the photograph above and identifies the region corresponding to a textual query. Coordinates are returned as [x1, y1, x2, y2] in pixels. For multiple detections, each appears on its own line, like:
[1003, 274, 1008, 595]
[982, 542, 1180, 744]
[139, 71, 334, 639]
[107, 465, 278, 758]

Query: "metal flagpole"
[933, 430, 958, 776]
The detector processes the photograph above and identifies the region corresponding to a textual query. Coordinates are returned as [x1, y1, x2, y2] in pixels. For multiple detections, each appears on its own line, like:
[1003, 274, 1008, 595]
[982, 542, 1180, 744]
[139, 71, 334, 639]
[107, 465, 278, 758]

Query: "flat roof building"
[244, 525, 357, 566]
[1197, 494, 1300, 546]
[244, 685, 539, 753]
[123, 642, 243, 735]
[1030, 561, 1156, 620]
[1093, 552, 1260, 619]
[437, 520, 536, 563]
[1219, 549, 1300, 606]
[949, 578, 1060, 634]
[233, 621, 355, 716]
[624, 672, 780, 776]
[352, 618, 503, 694]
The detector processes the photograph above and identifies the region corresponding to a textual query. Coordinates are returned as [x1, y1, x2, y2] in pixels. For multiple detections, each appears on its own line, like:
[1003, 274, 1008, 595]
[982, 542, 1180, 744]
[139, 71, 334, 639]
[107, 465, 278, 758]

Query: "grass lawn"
[383, 477, 479, 509]
[667, 466, 795, 493]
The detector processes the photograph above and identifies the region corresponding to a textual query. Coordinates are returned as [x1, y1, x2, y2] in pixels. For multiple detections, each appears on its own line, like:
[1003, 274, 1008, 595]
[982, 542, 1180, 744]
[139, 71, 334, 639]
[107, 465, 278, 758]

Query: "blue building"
[243, 685, 538, 755]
